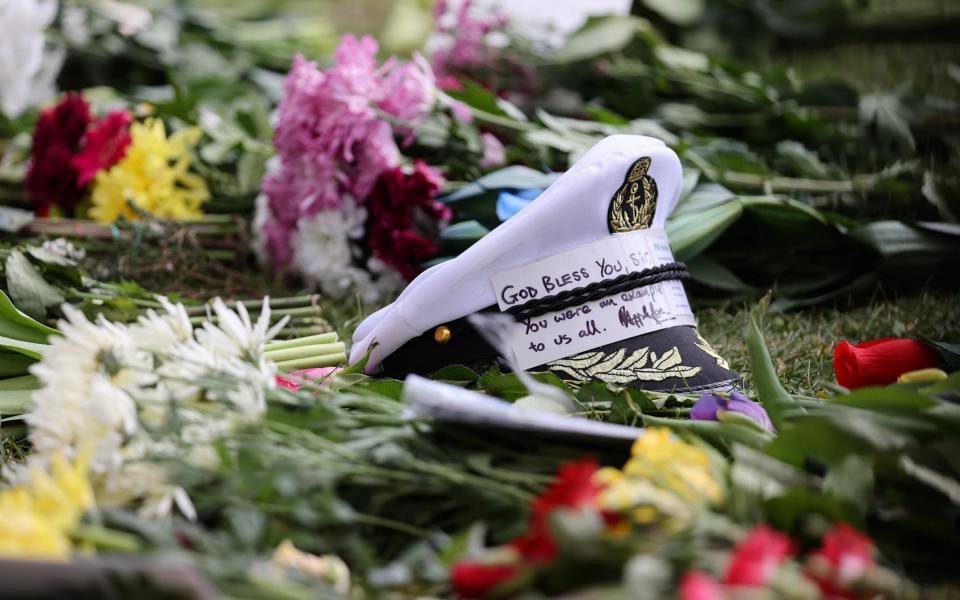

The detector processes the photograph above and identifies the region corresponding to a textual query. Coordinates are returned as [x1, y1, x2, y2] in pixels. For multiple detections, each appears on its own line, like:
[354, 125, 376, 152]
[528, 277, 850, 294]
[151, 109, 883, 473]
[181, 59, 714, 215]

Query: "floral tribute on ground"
[257, 34, 450, 300]
[25, 93, 208, 222]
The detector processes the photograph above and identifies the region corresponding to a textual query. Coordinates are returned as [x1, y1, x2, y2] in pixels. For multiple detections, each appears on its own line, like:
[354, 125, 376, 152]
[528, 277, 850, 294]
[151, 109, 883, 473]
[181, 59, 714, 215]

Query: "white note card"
[490, 229, 695, 370]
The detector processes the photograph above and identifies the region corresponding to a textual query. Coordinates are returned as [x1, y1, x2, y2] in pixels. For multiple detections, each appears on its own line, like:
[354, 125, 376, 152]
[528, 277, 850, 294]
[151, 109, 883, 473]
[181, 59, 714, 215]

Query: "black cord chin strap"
[504, 261, 689, 321]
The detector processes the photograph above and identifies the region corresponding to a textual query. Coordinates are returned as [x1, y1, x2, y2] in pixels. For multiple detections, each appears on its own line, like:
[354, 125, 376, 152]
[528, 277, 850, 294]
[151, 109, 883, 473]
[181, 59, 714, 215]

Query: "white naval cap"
[350, 135, 736, 391]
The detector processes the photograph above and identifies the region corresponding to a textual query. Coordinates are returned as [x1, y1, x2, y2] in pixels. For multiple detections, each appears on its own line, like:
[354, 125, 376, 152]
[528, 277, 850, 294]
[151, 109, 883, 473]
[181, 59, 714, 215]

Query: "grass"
[697, 289, 960, 396]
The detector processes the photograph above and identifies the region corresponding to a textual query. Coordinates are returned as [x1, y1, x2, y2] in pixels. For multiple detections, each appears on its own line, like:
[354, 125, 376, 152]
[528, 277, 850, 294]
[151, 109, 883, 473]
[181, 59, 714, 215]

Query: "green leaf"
[5, 250, 64, 320]
[0, 289, 58, 343]
[764, 488, 858, 532]
[642, 414, 773, 448]
[667, 201, 743, 261]
[823, 454, 874, 510]
[0, 351, 36, 377]
[829, 387, 937, 413]
[640, 0, 705, 26]
[687, 257, 756, 293]
[447, 81, 509, 118]
[550, 16, 644, 63]
[430, 365, 480, 384]
[775, 140, 837, 179]
[745, 300, 802, 429]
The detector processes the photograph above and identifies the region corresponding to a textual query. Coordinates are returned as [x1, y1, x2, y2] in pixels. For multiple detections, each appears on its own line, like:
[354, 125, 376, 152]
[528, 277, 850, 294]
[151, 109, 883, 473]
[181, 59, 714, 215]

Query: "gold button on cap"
[434, 325, 452, 344]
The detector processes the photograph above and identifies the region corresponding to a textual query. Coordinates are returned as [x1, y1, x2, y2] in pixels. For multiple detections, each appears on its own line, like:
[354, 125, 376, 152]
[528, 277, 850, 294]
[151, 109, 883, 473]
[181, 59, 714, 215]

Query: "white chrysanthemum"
[21, 297, 283, 519]
[134, 297, 194, 353]
[0, 0, 63, 118]
[41, 237, 87, 261]
[291, 199, 377, 300]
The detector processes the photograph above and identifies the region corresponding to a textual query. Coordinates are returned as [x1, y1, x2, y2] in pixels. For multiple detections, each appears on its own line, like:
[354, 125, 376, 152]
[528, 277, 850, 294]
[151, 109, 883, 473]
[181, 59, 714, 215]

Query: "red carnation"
[450, 458, 604, 597]
[25, 93, 91, 216]
[72, 110, 133, 187]
[450, 561, 519, 598]
[723, 524, 794, 587]
[807, 523, 876, 599]
[834, 338, 941, 389]
[366, 161, 450, 280]
[511, 458, 604, 562]
[679, 571, 725, 600]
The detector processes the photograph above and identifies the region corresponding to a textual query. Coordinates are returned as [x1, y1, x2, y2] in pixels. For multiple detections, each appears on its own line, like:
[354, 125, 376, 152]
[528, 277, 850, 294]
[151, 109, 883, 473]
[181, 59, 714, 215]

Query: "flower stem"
[275, 353, 347, 371]
[265, 342, 346, 363]
[265, 332, 339, 352]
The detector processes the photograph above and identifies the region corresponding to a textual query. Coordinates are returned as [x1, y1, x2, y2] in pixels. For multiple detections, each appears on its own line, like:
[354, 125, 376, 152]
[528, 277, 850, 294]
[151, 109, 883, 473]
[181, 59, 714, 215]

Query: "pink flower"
[431, 0, 507, 81]
[261, 35, 436, 269]
[276, 367, 342, 391]
[72, 110, 132, 186]
[680, 571, 725, 600]
[724, 525, 794, 587]
[480, 132, 505, 167]
[808, 523, 876, 599]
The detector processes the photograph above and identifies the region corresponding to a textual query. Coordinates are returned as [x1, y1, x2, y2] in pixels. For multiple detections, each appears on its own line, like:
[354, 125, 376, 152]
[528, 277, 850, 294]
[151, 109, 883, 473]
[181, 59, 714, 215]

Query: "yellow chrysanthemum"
[593, 428, 723, 527]
[89, 118, 209, 223]
[0, 451, 95, 560]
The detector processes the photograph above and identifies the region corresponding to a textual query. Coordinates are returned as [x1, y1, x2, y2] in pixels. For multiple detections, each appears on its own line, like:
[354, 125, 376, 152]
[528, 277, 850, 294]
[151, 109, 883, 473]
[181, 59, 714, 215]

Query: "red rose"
[679, 571, 725, 600]
[25, 93, 91, 216]
[450, 561, 519, 598]
[834, 338, 941, 389]
[72, 110, 133, 187]
[723, 524, 794, 587]
[366, 161, 449, 280]
[807, 523, 875, 599]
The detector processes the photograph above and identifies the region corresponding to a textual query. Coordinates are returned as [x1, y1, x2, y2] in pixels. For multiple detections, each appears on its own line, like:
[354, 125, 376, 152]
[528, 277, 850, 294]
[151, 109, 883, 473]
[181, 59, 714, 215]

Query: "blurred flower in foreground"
[0, 0, 63, 118]
[724, 524, 794, 586]
[21, 298, 284, 518]
[807, 523, 875, 599]
[691, 391, 774, 432]
[679, 571, 724, 600]
[267, 540, 351, 595]
[680, 524, 794, 599]
[0, 451, 94, 561]
[593, 429, 722, 529]
[90, 119, 209, 223]
[451, 458, 604, 597]
[834, 338, 941, 389]
[275, 367, 342, 391]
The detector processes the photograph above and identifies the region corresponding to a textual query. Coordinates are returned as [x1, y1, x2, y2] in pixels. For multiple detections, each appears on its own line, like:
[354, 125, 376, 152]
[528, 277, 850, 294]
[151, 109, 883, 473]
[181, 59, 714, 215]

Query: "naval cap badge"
[608, 157, 658, 233]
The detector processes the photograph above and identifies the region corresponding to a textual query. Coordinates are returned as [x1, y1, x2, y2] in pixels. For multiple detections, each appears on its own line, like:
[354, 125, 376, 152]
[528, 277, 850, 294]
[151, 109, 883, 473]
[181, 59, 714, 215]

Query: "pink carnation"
[431, 0, 508, 85]
[261, 35, 436, 269]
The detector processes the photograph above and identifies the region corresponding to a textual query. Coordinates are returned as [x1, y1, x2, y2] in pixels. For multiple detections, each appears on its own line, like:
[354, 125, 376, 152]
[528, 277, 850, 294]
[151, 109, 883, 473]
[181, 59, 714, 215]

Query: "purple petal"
[727, 395, 775, 432]
[691, 393, 725, 422]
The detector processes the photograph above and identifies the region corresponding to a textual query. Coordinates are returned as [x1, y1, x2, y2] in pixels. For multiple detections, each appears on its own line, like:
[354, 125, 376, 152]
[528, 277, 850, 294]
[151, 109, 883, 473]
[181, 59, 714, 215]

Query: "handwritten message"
[490, 228, 695, 370]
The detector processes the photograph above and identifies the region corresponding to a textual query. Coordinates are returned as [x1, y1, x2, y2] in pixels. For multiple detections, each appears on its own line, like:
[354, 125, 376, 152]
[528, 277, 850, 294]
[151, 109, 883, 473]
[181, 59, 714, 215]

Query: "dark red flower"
[25, 93, 91, 216]
[679, 571, 725, 600]
[723, 524, 794, 587]
[807, 523, 875, 599]
[366, 161, 449, 280]
[450, 561, 519, 598]
[72, 110, 133, 187]
[511, 458, 603, 562]
[834, 338, 941, 389]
